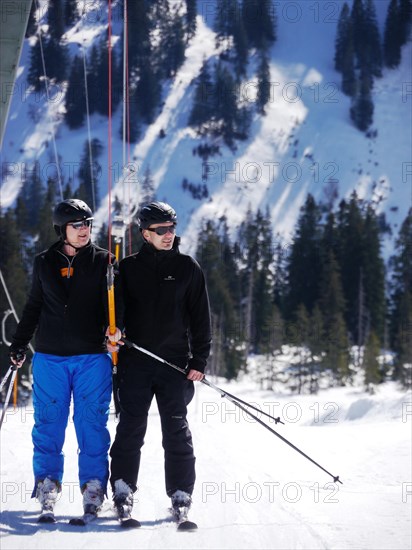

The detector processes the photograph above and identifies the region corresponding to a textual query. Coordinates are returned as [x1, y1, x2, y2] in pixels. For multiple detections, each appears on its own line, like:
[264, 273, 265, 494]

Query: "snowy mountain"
[1, 0, 411, 260]
[1, 366, 411, 549]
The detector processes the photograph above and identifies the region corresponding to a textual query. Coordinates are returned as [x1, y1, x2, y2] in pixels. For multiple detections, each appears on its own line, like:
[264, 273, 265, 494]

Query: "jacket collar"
[47, 239, 93, 258]
[141, 237, 180, 259]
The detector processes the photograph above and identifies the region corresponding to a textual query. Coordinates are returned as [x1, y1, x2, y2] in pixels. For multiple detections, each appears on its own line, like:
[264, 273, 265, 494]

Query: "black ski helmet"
[138, 201, 177, 230]
[53, 199, 94, 238]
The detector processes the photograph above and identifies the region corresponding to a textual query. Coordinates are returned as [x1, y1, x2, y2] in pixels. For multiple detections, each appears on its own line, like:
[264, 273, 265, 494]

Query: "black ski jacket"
[118, 240, 212, 373]
[11, 240, 118, 356]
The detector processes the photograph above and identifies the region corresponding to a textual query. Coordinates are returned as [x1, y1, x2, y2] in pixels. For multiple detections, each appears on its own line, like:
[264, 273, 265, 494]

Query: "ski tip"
[38, 513, 56, 524]
[68, 513, 97, 526]
[69, 518, 87, 526]
[120, 518, 141, 529]
[177, 520, 198, 531]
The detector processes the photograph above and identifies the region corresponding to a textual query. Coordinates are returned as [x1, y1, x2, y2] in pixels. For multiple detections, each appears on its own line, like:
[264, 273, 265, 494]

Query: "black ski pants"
[110, 349, 196, 497]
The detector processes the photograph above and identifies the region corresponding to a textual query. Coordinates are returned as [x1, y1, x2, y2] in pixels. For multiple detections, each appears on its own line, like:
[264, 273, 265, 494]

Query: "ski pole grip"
[120, 337, 133, 349]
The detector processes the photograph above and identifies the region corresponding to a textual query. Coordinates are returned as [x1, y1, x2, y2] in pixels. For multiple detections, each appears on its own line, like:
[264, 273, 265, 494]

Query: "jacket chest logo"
[163, 275, 175, 281]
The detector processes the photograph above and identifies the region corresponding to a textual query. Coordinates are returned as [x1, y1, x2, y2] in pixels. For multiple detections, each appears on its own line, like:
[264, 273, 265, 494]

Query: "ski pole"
[121, 338, 342, 484]
[0, 366, 14, 393]
[202, 377, 342, 484]
[203, 379, 284, 425]
[121, 338, 282, 424]
[0, 365, 18, 431]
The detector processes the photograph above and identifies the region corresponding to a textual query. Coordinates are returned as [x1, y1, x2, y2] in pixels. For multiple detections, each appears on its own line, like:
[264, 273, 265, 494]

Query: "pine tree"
[242, 0, 276, 50]
[125, 87, 141, 143]
[362, 205, 386, 340]
[238, 208, 258, 354]
[258, 306, 284, 391]
[239, 210, 275, 353]
[233, 8, 248, 76]
[44, 37, 68, 84]
[212, 62, 235, 145]
[64, 0, 79, 27]
[363, 331, 382, 389]
[350, 69, 374, 131]
[351, 0, 367, 69]
[135, 61, 161, 125]
[389, 209, 412, 387]
[273, 238, 288, 318]
[341, 34, 357, 97]
[319, 250, 350, 384]
[212, 61, 241, 147]
[86, 45, 99, 115]
[77, 139, 103, 211]
[47, 0, 65, 42]
[27, 38, 44, 92]
[0, 211, 30, 315]
[214, 0, 239, 42]
[14, 196, 30, 233]
[157, 3, 186, 78]
[22, 162, 45, 230]
[189, 59, 214, 129]
[141, 166, 156, 204]
[307, 305, 324, 393]
[286, 194, 323, 319]
[87, 33, 121, 117]
[384, 0, 402, 68]
[195, 219, 243, 379]
[127, 0, 151, 71]
[364, 0, 383, 78]
[399, 0, 412, 46]
[36, 178, 58, 252]
[94, 35, 112, 116]
[335, 3, 352, 72]
[256, 51, 271, 115]
[392, 292, 412, 388]
[336, 194, 365, 343]
[214, 0, 248, 75]
[64, 55, 86, 129]
[185, 0, 197, 39]
[288, 304, 312, 394]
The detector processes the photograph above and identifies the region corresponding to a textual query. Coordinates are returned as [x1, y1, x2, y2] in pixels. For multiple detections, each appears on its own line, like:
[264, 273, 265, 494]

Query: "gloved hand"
[9, 345, 28, 368]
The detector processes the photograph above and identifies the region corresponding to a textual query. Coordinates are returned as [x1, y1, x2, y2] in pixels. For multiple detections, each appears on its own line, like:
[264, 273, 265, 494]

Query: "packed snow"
[1, 363, 411, 549]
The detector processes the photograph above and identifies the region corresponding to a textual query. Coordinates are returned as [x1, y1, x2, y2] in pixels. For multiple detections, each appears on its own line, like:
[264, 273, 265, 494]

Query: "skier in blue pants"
[31, 353, 112, 490]
[9, 199, 121, 522]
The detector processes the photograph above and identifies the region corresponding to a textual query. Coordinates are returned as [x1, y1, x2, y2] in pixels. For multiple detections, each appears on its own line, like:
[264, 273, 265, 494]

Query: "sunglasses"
[146, 225, 176, 236]
[68, 220, 92, 230]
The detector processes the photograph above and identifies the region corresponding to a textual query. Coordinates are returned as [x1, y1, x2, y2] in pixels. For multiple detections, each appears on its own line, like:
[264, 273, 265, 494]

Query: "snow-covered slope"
[0, 373, 411, 549]
[1, 0, 411, 259]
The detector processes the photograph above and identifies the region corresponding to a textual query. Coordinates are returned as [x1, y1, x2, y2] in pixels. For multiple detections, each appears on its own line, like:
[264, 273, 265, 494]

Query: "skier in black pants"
[108, 201, 212, 525]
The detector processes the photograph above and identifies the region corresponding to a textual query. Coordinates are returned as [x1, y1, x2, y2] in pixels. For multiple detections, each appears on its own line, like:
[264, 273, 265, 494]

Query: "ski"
[38, 512, 56, 524]
[119, 517, 141, 529]
[69, 512, 98, 526]
[177, 519, 198, 531]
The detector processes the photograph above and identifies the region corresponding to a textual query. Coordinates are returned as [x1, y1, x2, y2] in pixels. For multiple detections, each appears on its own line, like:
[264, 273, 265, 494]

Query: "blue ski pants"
[31, 352, 112, 493]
